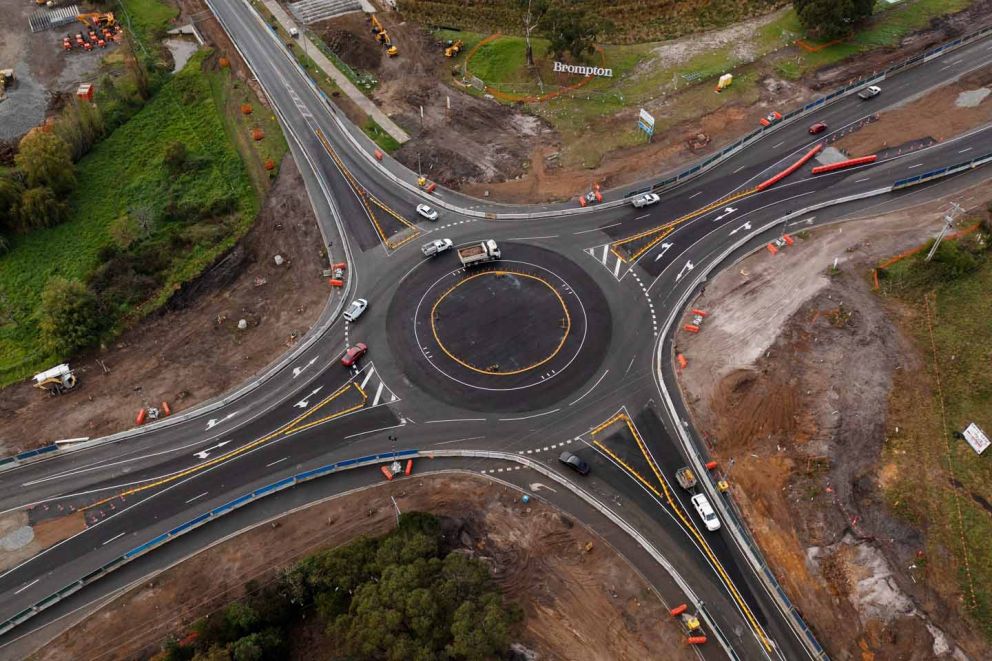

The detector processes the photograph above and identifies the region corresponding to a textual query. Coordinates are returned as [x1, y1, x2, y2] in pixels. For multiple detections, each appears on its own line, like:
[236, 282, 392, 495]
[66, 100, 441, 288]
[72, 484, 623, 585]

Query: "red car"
[808, 122, 828, 135]
[759, 111, 782, 127]
[341, 343, 368, 368]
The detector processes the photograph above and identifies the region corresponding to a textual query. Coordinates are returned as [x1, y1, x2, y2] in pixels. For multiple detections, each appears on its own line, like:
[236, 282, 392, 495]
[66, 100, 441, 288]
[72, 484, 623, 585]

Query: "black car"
[558, 451, 590, 476]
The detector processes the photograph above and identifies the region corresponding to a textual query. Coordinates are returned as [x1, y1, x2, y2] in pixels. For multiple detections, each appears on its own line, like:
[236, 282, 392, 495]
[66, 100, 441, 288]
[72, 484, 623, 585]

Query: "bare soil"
[30, 473, 691, 661]
[0, 509, 85, 574]
[0, 157, 331, 453]
[834, 67, 992, 157]
[673, 187, 992, 659]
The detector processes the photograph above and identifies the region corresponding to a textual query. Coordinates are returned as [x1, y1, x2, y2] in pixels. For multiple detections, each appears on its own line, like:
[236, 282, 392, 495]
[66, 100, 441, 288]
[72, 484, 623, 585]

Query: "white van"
[690, 494, 721, 531]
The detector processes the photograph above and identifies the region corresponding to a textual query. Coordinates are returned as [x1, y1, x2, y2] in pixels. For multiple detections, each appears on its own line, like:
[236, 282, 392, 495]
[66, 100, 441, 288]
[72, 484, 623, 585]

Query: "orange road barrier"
[687, 636, 708, 645]
[872, 269, 880, 290]
[705, 460, 718, 470]
[332, 262, 347, 270]
[783, 234, 795, 246]
[404, 459, 413, 475]
[766, 243, 779, 255]
[373, 149, 383, 161]
[380, 465, 394, 480]
[328, 278, 344, 287]
[676, 354, 688, 369]
[811, 154, 877, 175]
[690, 308, 708, 317]
[135, 408, 146, 425]
[757, 143, 823, 191]
[683, 324, 700, 333]
[161, 401, 171, 417]
[578, 196, 587, 207]
[426, 182, 437, 193]
[670, 604, 688, 616]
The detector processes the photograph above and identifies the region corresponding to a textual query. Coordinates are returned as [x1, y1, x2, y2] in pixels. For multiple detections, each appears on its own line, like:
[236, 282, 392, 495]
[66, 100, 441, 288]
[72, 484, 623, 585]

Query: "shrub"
[163, 141, 189, 174]
[15, 130, 76, 195]
[38, 276, 104, 358]
[19, 187, 70, 232]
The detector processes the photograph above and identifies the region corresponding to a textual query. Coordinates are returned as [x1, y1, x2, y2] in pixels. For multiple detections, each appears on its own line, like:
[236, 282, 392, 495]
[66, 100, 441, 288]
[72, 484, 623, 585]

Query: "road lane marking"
[498, 408, 561, 422]
[733, 165, 745, 173]
[14, 579, 39, 595]
[359, 366, 376, 390]
[613, 258, 622, 278]
[343, 421, 406, 439]
[908, 163, 923, 169]
[568, 369, 609, 407]
[624, 356, 636, 376]
[772, 141, 784, 148]
[425, 418, 486, 424]
[573, 223, 619, 235]
[434, 436, 485, 446]
[372, 381, 385, 407]
[102, 532, 126, 546]
[854, 177, 870, 183]
[635, 214, 649, 220]
[600, 244, 610, 265]
[688, 191, 702, 199]
[504, 235, 559, 241]
[185, 492, 208, 504]
[266, 458, 287, 467]
[959, 147, 973, 153]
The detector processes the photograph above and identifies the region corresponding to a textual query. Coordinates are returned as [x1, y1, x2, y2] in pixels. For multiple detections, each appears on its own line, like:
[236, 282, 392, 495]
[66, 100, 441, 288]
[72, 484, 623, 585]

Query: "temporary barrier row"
[0, 449, 418, 638]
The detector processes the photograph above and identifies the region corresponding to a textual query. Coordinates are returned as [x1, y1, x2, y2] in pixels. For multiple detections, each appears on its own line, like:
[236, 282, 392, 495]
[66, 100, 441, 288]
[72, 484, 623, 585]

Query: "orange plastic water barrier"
[810, 154, 877, 175]
[756, 143, 823, 191]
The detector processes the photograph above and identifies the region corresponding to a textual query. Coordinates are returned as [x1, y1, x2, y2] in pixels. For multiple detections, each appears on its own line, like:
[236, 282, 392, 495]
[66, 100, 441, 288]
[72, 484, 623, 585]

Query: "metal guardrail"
[892, 150, 992, 190]
[0, 450, 419, 638]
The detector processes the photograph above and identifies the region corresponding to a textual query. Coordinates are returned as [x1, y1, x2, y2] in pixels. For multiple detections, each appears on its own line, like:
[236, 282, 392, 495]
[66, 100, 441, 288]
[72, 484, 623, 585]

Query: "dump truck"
[457, 240, 500, 267]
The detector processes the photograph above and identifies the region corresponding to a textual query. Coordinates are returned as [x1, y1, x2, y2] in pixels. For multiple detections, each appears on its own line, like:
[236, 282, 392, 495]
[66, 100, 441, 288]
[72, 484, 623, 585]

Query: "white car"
[631, 192, 660, 209]
[690, 494, 721, 531]
[343, 298, 368, 322]
[416, 204, 439, 221]
[421, 238, 453, 257]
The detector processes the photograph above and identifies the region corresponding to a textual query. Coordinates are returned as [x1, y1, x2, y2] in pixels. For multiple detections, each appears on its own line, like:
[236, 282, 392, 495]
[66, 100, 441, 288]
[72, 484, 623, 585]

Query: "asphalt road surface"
[3, 3, 992, 658]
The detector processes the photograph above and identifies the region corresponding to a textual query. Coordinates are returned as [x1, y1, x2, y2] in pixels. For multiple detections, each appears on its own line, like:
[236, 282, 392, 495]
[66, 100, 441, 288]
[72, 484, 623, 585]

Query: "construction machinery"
[32, 364, 78, 395]
[76, 12, 116, 29]
[444, 39, 463, 58]
[368, 13, 398, 57]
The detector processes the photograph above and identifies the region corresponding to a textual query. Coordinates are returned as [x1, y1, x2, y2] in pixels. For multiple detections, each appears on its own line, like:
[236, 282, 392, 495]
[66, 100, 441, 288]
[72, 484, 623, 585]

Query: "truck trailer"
[457, 240, 501, 267]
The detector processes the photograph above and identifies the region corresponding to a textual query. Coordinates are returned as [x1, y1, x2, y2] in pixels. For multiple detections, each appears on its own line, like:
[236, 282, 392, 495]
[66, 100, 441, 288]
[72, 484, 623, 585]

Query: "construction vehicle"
[62, 35, 72, 51]
[77, 12, 116, 29]
[457, 240, 501, 267]
[33, 364, 78, 395]
[675, 467, 698, 490]
[444, 39, 463, 58]
[368, 13, 398, 57]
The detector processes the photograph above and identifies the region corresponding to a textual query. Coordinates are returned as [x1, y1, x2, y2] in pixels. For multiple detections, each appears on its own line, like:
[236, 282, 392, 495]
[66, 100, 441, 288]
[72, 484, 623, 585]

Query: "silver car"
[343, 298, 368, 322]
[416, 204, 439, 221]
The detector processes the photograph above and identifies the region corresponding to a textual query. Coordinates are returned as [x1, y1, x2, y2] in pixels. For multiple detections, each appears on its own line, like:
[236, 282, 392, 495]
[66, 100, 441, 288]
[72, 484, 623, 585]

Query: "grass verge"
[878, 228, 992, 640]
[0, 50, 259, 385]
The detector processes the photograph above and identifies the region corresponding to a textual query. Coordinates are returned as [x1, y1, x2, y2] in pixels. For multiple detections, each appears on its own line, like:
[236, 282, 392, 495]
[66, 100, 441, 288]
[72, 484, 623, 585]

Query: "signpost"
[962, 423, 990, 455]
[637, 108, 655, 140]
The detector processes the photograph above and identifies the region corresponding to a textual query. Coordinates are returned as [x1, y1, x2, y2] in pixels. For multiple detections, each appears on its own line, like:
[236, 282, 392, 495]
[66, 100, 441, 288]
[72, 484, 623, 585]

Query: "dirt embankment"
[31, 473, 690, 661]
[0, 157, 330, 452]
[674, 190, 992, 659]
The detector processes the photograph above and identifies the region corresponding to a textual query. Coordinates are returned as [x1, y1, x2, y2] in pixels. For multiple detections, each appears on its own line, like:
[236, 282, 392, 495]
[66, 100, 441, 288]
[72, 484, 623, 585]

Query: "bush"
[0, 174, 24, 232]
[15, 130, 76, 195]
[38, 276, 103, 358]
[19, 187, 70, 232]
[163, 141, 189, 174]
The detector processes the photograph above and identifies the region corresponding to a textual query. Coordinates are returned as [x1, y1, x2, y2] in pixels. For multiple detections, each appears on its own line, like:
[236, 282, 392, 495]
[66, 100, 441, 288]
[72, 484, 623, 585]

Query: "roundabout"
[388, 243, 612, 412]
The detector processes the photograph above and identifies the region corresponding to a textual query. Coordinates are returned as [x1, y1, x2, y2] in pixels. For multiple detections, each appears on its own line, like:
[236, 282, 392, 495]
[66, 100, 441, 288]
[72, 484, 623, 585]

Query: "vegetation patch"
[878, 222, 992, 639]
[160, 512, 520, 660]
[0, 50, 258, 385]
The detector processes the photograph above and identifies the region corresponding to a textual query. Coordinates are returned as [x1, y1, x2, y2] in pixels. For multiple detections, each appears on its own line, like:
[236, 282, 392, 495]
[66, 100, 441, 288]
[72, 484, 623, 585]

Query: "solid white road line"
[772, 141, 784, 149]
[102, 532, 126, 546]
[733, 165, 746, 174]
[573, 223, 619, 235]
[425, 418, 486, 424]
[343, 421, 406, 440]
[625, 356, 636, 376]
[266, 458, 287, 467]
[185, 492, 208, 504]
[14, 579, 39, 595]
[359, 366, 375, 390]
[433, 436, 486, 446]
[372, 381, 385, 407]
[854, 177, 870, 183]
[959, 147, 973, 153]
[635, 214, 649, 220]
[505, 235, 559, 241]
[568, 369, 609, 407]
[908, 163, 923, 169]
[689, 191, 702, 199]
[499, 408, 561, 422]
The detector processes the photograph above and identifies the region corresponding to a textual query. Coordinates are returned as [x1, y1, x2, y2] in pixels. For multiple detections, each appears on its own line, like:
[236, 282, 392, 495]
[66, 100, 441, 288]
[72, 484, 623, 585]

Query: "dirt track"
[31, 473, 692, 661]
[674, 186, 992, 659]
[0, 157, 331, 452]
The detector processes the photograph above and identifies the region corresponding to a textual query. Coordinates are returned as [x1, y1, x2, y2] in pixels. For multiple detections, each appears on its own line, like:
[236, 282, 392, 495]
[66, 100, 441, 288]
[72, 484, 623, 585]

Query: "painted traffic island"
[388, 243, 612, 412]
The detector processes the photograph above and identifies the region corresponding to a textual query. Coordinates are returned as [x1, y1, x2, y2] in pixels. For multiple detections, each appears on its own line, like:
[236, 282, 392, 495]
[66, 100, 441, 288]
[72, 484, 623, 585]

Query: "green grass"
[116, 0, 179, 52]
[0, 50, 258, 385]
[879, 236, 992, 640]
[362, 119, 402, 153]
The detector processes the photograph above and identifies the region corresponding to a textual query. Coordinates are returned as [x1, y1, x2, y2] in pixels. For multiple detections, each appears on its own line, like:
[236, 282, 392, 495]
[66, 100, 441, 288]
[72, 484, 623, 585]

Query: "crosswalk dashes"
[350, 362, 400, 407]
[584, 243, 629, 281]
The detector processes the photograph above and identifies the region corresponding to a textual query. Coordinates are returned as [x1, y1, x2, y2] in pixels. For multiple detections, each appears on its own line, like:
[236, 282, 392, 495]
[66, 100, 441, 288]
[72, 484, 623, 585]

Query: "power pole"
[925, 202, 964, 262]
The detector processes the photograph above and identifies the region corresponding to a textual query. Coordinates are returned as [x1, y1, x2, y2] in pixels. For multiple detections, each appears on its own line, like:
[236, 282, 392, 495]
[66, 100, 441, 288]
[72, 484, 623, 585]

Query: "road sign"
[963, 423, 990, 454]
[637, 108, 655, 139]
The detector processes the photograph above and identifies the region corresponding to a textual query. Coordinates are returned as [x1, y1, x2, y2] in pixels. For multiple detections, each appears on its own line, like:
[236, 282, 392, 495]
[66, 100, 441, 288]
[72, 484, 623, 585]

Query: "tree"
[0, 174, 24, 232]
[38, 276, 103, 357]
[794, 0, 874, 40]
[15, 130, 76, 195]
[543, 6, 600, 60]
[163, 141, 189, 174]
[519, 0, 550, 67]
[19, 187, 70, 231]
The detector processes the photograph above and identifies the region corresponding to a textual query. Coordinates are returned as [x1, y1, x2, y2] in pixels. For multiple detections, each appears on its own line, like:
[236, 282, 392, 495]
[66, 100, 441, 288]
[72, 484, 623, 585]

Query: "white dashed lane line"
[518, 438, 576, 455]
[629, 270, 658, 336]
[481, 466, 523, 474]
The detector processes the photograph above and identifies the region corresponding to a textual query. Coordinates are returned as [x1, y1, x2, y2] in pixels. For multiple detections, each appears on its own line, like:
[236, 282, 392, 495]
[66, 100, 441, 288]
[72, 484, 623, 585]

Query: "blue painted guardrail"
[892, 150, 992, 190]
[0, 444, 58, 468]
[0, 449, 418, 637]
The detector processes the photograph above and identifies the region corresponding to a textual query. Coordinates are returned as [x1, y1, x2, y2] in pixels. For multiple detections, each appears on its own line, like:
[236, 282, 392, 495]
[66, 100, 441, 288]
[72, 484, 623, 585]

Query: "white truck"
[457, 240, 501, 267]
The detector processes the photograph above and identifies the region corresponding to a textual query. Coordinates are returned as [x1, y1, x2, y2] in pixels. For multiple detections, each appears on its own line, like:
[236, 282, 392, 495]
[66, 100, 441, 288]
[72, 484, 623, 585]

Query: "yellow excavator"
[368, 13, 398, 57]
[444, 39, 463, 58]
[77, 12, 117, 29]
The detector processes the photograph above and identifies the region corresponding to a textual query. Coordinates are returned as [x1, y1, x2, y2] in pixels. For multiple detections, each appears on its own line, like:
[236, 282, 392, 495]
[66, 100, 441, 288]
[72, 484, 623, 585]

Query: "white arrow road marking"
[653, 242, 674, 262]
[712, 207, 737, 222]
[292, 356, 319, 379]
[676, 260, 695, 282]
[205, 412, 237, 431]
[729, 221, 752, 236]
[194, 441, 230, 460]
[294, 387, 324, 409]
[529, 483, 558, 493]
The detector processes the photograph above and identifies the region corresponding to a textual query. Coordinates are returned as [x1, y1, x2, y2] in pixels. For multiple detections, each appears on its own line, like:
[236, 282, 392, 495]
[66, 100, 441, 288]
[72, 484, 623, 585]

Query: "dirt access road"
[673, 184, 992, 659]
[0, 157, 331, 453]
[29, 473, 692, 661]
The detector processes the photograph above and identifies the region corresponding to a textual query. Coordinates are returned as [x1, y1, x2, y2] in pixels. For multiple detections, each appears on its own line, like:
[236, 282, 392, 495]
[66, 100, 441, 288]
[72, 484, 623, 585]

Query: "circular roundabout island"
[388, 243, 612, 412]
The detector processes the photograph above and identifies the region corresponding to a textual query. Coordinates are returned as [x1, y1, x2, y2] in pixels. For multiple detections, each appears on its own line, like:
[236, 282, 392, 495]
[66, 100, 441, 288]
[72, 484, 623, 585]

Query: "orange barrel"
[328, 279, 344, 287]
[135, 408, 147, 425]
[676, 354, 688, 369]
[161, 401, 171, 416]
[670, 604, 688, 617]
[690, 308, 708, 317]
[426, 182, 437, 193]
[332, 262, 347, 270]
[374, 149, 384, 161]
[380, 466, 394, 480]
[705, 460, 718, 470]
[404, 459, 413, 475]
